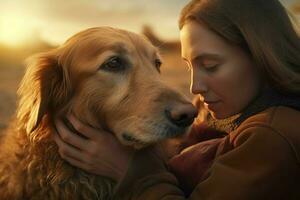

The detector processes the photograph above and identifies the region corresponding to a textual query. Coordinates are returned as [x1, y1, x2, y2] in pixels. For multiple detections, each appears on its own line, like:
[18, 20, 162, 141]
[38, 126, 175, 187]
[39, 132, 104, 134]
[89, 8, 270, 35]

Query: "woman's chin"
[209, 110, 230, 120]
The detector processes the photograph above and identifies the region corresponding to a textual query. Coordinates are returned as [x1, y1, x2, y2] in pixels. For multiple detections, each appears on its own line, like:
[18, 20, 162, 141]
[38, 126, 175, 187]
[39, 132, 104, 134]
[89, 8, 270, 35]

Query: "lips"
[203, 100, 221, 111]
[203, 100, 220, 104]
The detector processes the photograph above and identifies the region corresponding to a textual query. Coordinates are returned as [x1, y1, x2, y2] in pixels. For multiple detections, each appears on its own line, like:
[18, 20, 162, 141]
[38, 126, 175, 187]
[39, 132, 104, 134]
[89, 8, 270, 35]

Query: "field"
[0, 41, 192, 132]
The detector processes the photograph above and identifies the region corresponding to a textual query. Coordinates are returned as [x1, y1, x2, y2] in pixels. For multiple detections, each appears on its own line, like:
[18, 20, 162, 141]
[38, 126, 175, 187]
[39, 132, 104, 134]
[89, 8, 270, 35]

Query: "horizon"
[0, 0, 299, 48]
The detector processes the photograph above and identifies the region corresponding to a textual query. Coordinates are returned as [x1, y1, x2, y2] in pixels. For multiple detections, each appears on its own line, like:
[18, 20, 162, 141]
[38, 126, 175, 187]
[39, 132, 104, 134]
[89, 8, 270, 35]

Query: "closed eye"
[182, 60, 191, 72]
[204, 64, 220, 72]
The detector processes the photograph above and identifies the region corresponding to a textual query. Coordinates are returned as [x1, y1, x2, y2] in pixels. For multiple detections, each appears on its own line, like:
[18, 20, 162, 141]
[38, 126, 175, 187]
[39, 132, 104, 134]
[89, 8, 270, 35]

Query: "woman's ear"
[17, 51, 72, 134]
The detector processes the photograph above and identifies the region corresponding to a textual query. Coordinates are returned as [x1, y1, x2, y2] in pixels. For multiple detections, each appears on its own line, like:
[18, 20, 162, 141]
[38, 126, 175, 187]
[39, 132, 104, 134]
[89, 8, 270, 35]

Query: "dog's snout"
[165, 104, 198, 127]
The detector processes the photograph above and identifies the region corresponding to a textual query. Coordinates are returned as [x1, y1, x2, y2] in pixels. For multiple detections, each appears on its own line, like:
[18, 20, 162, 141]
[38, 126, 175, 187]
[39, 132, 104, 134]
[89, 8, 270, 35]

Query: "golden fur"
[0, 27, 193, 199]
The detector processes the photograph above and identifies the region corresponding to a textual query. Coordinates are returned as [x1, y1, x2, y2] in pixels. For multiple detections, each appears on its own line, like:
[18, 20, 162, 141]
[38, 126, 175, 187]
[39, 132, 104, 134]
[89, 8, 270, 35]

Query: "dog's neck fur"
[0, 115, 115, 200]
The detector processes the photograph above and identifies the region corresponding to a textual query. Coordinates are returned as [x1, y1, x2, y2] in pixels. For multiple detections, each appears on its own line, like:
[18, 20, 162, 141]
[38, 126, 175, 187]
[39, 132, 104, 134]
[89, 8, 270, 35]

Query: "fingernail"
[68, 112, 75, 122]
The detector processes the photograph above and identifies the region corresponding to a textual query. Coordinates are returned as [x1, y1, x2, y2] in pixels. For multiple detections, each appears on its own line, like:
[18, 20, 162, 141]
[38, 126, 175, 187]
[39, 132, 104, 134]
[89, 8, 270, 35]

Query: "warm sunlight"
[0, 13, 34, 47]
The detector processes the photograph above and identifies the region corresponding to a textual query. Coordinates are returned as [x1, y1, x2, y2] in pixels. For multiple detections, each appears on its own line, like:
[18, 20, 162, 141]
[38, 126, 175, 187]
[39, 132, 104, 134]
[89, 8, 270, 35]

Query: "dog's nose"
[165, 103, 198, 127]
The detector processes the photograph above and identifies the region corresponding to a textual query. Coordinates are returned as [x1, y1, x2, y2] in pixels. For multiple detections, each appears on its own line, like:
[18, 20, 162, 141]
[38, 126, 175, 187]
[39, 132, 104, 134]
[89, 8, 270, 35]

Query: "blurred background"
[0, 0, 299, 131]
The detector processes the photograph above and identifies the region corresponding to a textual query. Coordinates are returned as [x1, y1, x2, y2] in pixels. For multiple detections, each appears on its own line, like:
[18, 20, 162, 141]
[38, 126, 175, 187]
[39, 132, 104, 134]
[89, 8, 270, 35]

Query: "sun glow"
[0, 13, 35, 47]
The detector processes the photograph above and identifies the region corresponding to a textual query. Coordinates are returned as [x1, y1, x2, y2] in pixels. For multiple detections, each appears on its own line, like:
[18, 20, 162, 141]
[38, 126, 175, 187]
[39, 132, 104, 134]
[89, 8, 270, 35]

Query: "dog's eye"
[155, 58, 162, 73]
[100, 56, 125, 72]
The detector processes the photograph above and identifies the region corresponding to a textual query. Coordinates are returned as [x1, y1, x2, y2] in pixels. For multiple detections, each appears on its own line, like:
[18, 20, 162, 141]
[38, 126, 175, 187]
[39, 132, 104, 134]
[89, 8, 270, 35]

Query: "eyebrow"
[182, 53, 224, 63]
[87, 42, 129, 59]
[110, 43, 129, 54]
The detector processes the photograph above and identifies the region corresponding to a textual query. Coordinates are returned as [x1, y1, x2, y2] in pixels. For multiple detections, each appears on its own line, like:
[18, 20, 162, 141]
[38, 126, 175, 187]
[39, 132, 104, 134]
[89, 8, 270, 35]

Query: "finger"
[63, 156, 111, 176]
[55, 118, 89, 150]
[53, 132, 89, 163]
[62, 154, 93, 172]
[67, 114, 107, 139]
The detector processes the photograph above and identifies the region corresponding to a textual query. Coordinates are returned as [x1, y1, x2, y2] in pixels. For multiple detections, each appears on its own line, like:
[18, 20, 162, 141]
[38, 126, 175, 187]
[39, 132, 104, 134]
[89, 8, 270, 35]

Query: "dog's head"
[18, 27, 197, 148]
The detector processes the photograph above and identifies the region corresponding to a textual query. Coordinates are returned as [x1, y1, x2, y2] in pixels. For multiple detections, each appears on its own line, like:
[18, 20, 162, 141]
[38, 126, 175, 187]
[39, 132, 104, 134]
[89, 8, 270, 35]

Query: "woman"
[54, 0, 300, 199]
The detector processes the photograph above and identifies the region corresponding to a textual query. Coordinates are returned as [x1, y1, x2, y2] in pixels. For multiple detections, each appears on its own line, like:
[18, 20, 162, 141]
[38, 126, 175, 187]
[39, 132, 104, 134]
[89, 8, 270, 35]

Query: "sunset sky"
[0, 0, 299, 47]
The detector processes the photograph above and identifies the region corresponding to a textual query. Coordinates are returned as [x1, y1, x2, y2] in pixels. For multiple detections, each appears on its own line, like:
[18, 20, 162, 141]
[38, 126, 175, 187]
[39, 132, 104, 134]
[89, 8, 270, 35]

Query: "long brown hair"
[179, 0, 300, 95]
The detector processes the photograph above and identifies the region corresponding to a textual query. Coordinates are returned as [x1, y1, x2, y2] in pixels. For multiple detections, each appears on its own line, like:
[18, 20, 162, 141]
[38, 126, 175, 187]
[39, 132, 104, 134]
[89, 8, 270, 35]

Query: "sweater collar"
[206, 89, 300, 133]
[235, 89, 300, 126]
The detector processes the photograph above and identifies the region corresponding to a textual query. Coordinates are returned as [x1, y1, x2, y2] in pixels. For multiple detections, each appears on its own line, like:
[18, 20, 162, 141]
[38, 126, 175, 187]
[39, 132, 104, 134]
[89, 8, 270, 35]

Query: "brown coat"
[114, 106, 300, 200]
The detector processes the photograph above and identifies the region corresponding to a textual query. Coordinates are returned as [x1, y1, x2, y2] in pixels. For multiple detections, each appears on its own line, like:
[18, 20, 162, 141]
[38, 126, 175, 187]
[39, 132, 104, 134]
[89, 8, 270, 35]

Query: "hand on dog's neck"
[63, 111, 111, 137]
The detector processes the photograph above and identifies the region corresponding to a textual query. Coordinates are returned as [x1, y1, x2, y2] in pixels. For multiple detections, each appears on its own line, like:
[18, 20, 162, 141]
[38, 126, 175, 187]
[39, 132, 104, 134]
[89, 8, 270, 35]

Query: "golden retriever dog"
[0, 27, 197, 199]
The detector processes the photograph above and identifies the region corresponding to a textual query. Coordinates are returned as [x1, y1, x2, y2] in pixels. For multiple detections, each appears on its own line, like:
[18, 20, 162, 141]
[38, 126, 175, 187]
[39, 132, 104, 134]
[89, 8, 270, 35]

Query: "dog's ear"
[17, 51, 72, 134]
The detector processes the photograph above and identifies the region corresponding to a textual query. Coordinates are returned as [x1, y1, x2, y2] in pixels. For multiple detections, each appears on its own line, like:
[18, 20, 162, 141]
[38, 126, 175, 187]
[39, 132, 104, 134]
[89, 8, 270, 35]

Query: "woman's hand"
[53, 114, 133, 181]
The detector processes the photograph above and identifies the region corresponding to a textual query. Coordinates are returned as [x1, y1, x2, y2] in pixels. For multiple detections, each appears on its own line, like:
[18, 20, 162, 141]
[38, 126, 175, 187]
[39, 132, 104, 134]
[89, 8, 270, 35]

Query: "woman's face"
[180, 21, 262, 119]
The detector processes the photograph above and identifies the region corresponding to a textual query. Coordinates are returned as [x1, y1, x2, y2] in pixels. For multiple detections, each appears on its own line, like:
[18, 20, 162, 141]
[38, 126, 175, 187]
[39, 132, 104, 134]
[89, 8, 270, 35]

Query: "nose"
[190, 70, 208, 95]
[165, 103, 198, 127]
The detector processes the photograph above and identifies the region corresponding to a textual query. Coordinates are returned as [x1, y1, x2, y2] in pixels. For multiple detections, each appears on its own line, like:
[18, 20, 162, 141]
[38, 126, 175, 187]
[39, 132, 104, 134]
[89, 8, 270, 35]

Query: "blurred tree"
[141, 25, 180, 52]
[291, 2, 300, 14]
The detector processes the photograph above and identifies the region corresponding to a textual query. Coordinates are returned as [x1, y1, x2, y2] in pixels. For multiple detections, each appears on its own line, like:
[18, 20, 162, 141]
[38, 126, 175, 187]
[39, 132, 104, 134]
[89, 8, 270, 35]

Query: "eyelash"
[186, 64, 219, 73]
[185, 63, 192, 72]
[204, 64, 219, 72]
